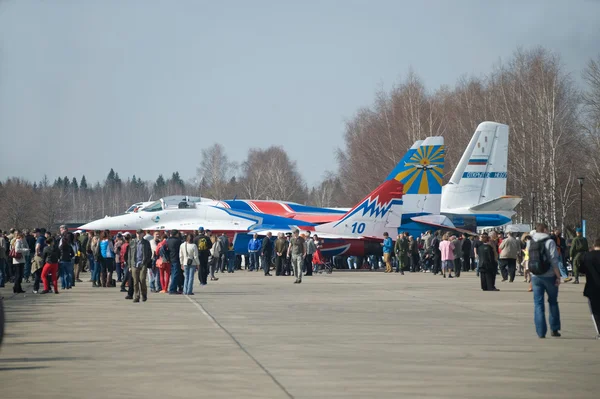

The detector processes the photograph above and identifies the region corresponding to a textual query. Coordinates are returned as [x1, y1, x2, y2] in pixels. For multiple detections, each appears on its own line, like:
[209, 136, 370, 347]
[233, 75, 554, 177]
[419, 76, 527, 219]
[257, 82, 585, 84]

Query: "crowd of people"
[0, 223, 598, 339]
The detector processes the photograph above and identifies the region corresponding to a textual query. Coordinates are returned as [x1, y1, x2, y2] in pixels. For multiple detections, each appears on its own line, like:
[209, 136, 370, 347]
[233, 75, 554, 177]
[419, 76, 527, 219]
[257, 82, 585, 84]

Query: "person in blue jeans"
[529, 223, 562, 338]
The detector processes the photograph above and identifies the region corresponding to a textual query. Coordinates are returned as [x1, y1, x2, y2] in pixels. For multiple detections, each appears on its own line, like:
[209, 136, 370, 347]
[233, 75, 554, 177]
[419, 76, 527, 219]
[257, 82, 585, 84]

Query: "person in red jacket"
[40, 237, 60, 294]
[156, 234, 171, 293]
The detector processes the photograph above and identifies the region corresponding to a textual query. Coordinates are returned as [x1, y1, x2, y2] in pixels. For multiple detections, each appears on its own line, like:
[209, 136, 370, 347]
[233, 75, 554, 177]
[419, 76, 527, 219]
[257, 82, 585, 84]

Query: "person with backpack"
[580, 238, 600, 339]
[570, 228, 588, 285]
[528, 223, 562, 338]
[194, 227, 212, 285]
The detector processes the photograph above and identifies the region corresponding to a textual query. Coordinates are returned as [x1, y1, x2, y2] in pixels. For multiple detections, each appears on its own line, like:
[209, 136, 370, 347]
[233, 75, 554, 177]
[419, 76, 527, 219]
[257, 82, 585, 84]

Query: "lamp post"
[578, 177, 584, 230]
[531, 192, 535, 227]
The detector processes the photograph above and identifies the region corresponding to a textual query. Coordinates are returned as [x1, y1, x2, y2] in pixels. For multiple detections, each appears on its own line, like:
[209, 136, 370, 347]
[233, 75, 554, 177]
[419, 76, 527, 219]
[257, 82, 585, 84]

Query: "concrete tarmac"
[1, 270, 599, 399]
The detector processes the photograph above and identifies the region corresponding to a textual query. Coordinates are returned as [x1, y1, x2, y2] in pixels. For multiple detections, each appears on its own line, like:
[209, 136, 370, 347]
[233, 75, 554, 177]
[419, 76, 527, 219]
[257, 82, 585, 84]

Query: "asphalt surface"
[1, 269, 599, 399]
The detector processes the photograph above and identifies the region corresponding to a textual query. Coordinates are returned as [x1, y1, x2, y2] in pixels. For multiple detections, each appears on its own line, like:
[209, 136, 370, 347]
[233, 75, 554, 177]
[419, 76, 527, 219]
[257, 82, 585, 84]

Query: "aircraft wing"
[247, 229, 380, 241]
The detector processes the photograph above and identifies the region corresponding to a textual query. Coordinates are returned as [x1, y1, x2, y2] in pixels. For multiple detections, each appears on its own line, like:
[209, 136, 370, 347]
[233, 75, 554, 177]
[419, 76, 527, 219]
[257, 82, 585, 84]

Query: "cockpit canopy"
[142, 196, 212, 212]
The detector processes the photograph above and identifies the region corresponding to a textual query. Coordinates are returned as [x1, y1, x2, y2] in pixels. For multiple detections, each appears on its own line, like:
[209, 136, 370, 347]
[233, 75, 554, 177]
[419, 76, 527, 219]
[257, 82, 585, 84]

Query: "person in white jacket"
[12, 232, 30, 294]
[179, 234, 199, 295]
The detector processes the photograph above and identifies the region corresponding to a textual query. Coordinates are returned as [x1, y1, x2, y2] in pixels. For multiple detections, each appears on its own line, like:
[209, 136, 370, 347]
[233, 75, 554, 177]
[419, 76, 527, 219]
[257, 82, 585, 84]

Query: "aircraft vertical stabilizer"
[316, 179, 404, 238]
[390, 136, 444, 215]
[442, 122, 509, 210]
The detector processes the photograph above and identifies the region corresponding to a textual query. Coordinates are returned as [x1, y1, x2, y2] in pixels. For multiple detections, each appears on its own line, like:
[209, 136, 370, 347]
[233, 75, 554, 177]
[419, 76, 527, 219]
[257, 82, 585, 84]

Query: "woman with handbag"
[179, 234, 199, 295]
[11, 232, 29, 294]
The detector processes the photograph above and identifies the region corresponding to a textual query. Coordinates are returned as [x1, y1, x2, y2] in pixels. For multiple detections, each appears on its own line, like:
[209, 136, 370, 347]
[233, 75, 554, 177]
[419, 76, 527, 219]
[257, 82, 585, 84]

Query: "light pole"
[531, 191, 535, 227]
[578, 177, 584, 230]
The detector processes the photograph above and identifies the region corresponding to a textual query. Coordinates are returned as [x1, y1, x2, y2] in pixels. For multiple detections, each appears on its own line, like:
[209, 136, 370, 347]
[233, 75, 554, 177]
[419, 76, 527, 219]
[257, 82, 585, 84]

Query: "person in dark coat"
[261, 232, 273, 276]
[477, 233, 499, 291]
[462, 234, 472, 272]
[580, 238, 600, 339]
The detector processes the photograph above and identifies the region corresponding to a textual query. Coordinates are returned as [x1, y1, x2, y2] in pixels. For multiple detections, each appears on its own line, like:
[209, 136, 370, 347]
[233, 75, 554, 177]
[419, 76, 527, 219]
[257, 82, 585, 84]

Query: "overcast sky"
[1, 0, 598, 187]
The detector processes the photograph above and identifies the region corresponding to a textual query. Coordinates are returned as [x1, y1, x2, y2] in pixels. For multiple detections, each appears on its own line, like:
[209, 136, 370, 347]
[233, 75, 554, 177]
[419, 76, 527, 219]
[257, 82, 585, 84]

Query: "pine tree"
[107, 168, 116, 184]
[80, 175, 88, 189]
[54, 177, 63, 187]
[63, 176, 70, 189]
[155, 174, 166, 190]
[171, 171, 184, 186]
[71, 177, 79, 190]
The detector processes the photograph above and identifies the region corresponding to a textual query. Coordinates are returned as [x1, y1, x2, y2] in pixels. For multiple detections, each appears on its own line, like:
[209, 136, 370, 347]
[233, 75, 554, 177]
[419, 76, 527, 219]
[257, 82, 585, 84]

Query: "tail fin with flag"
[442, 122, 509, 211]
[315, 179, 404, 238]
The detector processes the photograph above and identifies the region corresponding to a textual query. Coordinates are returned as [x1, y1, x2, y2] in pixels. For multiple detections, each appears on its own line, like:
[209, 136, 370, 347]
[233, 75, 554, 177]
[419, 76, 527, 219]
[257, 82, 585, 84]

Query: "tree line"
[1, 47, 599, 238]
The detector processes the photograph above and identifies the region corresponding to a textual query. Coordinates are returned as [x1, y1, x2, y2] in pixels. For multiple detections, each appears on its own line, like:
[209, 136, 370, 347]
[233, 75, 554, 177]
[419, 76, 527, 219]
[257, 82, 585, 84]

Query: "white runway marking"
[184, 294, 219, 328]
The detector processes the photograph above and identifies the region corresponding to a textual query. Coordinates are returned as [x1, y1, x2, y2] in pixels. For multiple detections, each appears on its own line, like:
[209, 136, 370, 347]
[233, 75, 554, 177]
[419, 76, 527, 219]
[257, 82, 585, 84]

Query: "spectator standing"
[580, 238, 600, 339]
[248, 233, 261, 271]
[11, 232, 29, 293]
[194, 227, 212, 286]
[130, 229, 151, 302]
[499, 233, 521, 282]
[167, 230, 183, 294]
[570, 228, 588, 285]
[288, 229, 306, 284]
[0, 230, 8, 287]
[180, 233, 199, 295]
[261, 232, 273, 276]
[40, 236, 60, 294]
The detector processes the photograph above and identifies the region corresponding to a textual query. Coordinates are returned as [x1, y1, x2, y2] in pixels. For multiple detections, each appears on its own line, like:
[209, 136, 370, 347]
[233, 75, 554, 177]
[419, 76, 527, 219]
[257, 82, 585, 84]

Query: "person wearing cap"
[288, 229, 306, 283]
[570, 228, 588, 284]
